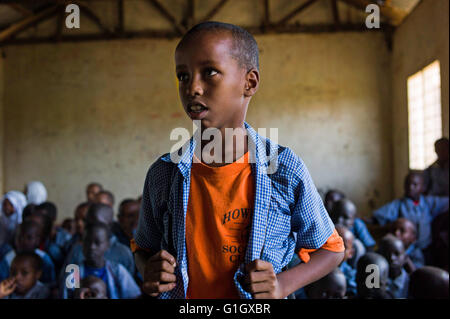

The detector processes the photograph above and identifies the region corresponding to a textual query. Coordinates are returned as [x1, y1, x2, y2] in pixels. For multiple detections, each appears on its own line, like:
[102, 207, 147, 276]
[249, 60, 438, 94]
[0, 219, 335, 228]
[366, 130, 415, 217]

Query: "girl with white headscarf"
[0, 191, 28, 246]
[25, 181, 47, 205]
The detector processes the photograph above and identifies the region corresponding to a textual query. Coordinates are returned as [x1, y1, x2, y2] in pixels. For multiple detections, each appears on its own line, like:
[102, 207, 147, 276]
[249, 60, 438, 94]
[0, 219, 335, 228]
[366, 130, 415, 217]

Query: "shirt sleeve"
[298, 228, 344, 263]
[372, 200, 400, 226]
[353, 218, 376, 248]
[132, 162, 164, 255]
[427, 196, 449, 219]
[291, 155, 335, 250]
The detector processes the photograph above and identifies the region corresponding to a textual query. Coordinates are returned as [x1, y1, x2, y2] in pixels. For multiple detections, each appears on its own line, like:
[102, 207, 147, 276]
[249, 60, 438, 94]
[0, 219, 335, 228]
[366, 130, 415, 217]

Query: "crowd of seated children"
[0, 181, 142, 299]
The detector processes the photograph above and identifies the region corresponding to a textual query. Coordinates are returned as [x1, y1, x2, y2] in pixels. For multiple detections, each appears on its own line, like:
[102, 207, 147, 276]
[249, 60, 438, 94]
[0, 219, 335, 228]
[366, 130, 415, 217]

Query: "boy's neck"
[85, 259, 106, 269]
[198, 124, 248, 167]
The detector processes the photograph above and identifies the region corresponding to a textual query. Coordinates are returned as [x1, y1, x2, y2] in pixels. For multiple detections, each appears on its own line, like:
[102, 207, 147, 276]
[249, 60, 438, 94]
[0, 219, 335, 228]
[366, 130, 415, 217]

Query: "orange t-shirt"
[186, 151, 254, 299]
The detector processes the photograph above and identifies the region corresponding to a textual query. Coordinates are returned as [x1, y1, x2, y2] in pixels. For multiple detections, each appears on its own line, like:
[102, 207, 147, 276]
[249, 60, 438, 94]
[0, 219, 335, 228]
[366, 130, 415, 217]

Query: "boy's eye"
[205, 68, 218, 77]
[177, 72, 189, 82]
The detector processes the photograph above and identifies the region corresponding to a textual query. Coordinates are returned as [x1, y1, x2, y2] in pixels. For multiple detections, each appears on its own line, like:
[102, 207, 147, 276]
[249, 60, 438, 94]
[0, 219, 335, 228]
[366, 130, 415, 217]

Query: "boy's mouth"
[187, 102, 208, 119]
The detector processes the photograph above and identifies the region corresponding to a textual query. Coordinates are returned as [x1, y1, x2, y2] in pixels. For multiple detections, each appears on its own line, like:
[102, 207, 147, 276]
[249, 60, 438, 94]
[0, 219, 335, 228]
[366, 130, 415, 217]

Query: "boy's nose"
[186, 77, 204, 97]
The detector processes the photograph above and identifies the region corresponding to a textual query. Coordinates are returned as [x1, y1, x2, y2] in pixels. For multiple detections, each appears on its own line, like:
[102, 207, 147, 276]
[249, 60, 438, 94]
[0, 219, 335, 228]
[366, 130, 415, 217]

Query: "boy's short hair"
[84, 222, 111, 239]
[36, 201, 58, 221]
[177, 21, 259, 71]
[86, 203, 114, 226]
[98, 190, 115, 206]
[118, 198, 137, 216]
[87, 182, 103, 190]
[13, 251, 43, 272]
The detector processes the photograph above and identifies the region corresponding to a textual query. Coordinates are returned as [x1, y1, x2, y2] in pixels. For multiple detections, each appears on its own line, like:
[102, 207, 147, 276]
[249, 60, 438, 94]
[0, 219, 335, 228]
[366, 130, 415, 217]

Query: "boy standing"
[132, 22, 344, 299]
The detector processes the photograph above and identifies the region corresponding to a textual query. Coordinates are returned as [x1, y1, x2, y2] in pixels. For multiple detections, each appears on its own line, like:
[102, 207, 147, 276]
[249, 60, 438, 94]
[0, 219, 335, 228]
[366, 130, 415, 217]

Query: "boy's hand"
[142, 250, 177, 297]
[0, 277, 16, 298]
[244, 259, 283, 299]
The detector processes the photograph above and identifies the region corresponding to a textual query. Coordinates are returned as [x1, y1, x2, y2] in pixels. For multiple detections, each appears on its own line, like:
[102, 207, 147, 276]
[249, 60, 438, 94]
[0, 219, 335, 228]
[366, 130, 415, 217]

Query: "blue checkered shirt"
[134, 122, 334, 299]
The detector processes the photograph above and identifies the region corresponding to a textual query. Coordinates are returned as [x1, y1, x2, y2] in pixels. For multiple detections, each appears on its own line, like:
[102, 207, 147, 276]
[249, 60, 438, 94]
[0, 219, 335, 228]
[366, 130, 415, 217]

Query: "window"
[407, 60, 442, 170]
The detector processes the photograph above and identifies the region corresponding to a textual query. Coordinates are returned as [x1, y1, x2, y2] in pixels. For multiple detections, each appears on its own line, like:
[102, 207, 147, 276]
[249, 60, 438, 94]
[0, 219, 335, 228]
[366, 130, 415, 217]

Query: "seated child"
[35, 202, 72, 251]
[60, 223, 140, 299]
[355, 252, 391, 299]
[95, 190, 115, 208]
[112, 199, 140, 247]
[63, 203, 135, 277]
[0, 252, 50, 299]
[61, 218, 76, 236]
[331, 199, 376, 251]
[390, 218, 424, 272]
[408, 266, 449, 299]
[86, 182, 103, 203]
[0, 191, 27, 247]
[377, 234, 409, 298]
[74, 275, 108, 299]
[324, 189, 345, 214]
[63, 202, 90, 255]
[430, 210, 449, 271]
[304, 268, 347, 299]
[24, 209, 65, 275]
[0, 221, 56, 285]
[335, 225, 357, 297]
[372, 171, 449, 251]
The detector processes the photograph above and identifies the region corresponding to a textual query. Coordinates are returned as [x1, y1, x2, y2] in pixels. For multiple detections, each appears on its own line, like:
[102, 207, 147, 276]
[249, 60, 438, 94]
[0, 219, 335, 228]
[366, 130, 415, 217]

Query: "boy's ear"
[35, 270, 42, 281]
[244, 68, 259, 97]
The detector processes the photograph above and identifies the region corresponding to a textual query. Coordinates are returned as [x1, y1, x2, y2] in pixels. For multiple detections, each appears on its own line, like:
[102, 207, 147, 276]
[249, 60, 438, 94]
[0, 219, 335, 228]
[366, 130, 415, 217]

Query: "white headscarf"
[26, 181, 48, 205]
[0, 191, 28, 246]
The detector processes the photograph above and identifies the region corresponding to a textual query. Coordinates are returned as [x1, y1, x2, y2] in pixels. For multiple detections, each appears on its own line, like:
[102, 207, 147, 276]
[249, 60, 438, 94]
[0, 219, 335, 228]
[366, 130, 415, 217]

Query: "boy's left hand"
[244, 260, 283, 299]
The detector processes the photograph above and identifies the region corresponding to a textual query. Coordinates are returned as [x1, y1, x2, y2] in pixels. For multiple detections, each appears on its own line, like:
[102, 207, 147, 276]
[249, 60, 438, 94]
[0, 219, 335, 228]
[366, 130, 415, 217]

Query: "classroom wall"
[392, 0, 449, 197]
[2, 30, 393, 221]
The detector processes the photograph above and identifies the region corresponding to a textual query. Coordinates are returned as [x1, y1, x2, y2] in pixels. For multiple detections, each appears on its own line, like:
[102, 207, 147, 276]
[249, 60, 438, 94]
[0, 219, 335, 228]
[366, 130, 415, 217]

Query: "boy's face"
[380, 239, 406, 278]
[10, 259, 41, 295]
[82, 228, 109, 267]
[80, 281, 108, 299]
[341, 231, 355, 261]
[392, 218, 416, 248]
[337, 203, 356, 230]
[75, 205, 88, 235]
[87, 185, 101, 202]
[95, 193, 113, 208]
[404, 174, 424, 200]
[435, 140, 449, 162]
[16, 226, 41, 252]
[175, 31, 256, 130]
[118, 202, 140, 236]
[325, 192, 344, 213]
[2, 199, 14, 217]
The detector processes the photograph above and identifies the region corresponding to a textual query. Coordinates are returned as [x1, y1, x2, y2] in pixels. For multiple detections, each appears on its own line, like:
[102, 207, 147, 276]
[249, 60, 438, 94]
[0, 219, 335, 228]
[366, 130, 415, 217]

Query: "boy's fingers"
[248, 281, 272, 294]
[245, 270, 270, 284]
[150, 250, 176, 266]
[148, 271, 177, 283]
[246, 259, 272, 272]
[153, 260, 176, 274]
[143, 281, 176, 294]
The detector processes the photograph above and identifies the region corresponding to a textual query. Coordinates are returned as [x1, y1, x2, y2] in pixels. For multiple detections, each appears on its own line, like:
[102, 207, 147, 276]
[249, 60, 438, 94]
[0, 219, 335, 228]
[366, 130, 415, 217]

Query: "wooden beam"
[0, 5, 60, 42]
[275, 0, 318, 26]
[75, 2, 112, 34]
[54, 6, 65, 41]
[200, 0, 229, 22]
[339, 0, 407, 26]
[6, 3, 33, 17]
[263, 0, 270, 26]
[1, 23, 383, 46]
[183, 0, 195, 30]
[117, 0, 124, 34]
[147, 0, 185, 35]
[331, 0, 340, 28]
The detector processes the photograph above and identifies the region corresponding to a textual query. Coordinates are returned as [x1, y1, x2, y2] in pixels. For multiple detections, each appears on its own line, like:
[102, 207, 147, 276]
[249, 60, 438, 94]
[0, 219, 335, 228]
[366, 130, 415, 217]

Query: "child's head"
[1, 198, 15, 217]
[434, 137, 449, 162]
[118, 199, 140, 237]
[305, 268, 347, 299]
[356, 252, 390, 299]
[61, 218, 76, 235]
[75, 275, 108, 299]
[85, 203, 114, 228]
[82, 223, 110, 268]
[390, 218, 417, 249]
[95, 190, 115, 208]
[330, 198, 357, 230]
[175, 21, 259, 130]
[409, 266, 449, 299]
[10, 252, 43, 296]
[404, 171, 425, 201]
[74, 202, 90, 235]
[335, 225, 355, 262]
[86, 182, 103, 203]
[23, 211, 52, 243]
[15, 221, 42, 252]
[324, 189, 345, 214]
[377, 234, 407, 279]
[35, 201, 57, 223]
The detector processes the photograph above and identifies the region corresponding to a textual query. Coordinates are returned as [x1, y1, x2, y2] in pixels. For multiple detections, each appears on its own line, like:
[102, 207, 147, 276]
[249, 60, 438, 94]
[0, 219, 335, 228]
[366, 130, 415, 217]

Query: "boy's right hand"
[0, 277, 16, 298]
[142, 250, 177, 297]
